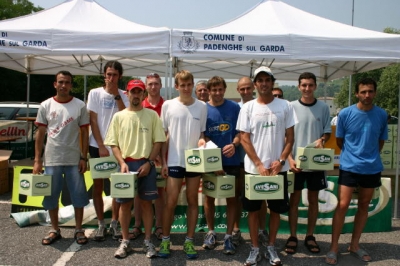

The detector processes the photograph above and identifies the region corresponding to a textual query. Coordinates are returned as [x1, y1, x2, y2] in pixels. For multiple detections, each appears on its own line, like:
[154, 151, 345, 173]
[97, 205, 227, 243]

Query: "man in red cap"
[104, 79, 166, 259]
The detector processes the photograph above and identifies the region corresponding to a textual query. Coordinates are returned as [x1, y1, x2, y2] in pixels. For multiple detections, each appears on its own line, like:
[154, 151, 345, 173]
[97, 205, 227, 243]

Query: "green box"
[155, 167, 166, 187]
[202, 173, 235, 198]
[245, 174, 284, 200]
[296, 147, 334, 170]
[89, 156, 118, 179]
[110, 172, 137, 198]
[352, 186, 380, 199]
[287, 171, 294, 194]
[19, 174, 52, 196]
[184, 148, 222, 173]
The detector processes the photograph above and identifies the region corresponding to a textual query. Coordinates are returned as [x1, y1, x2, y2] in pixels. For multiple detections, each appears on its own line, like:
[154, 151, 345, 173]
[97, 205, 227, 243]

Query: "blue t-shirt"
[205, 100, 241, 166]
[336, 104, 388, 174]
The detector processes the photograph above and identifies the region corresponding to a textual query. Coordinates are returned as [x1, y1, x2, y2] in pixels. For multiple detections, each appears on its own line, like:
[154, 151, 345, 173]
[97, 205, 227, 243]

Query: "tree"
[377, 64, 400, 117]
[0, 0, 42, 20]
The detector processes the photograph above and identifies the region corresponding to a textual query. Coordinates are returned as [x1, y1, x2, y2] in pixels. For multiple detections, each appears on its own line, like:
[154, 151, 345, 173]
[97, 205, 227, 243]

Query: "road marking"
[53, 229, 94, 266]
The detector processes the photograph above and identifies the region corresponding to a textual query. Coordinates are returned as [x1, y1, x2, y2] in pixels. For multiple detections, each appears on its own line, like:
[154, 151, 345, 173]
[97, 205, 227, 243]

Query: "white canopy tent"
[171, 0, 400, 81]
[171, 0, 400, 217]
[0, 0, 170, 77]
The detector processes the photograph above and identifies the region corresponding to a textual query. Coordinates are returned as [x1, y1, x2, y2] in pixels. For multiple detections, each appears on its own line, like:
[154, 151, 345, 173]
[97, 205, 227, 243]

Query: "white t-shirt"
[161, 98, 207, 167]
[36, 97, 90, 166]
[236, 98, 297, 174]
[87, 87, 129, 151]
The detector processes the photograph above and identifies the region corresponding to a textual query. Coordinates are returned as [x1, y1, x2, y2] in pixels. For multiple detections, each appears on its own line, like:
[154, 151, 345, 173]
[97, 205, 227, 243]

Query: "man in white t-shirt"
[237, 66, 297, 266]
[158, 70, 207, 260]
[87, 60, 129, 241]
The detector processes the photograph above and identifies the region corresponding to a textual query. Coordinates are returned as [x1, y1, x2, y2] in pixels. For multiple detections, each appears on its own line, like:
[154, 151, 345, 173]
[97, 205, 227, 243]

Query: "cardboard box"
[352, 186, 380, 199]
[19, 174, 52, 196]
[110, 172, 137, 198]
[184, 148, 222, 173]
[89, 156, 118, 179]
[380, 155, 392, 169]
[0, 150, 12, 195]
[296, 148, 334, 170]
[202, 173, 235, 198]
[245, 174, 284, 200]
[156, 167, 166, 188]
[287, 171, 294, 194]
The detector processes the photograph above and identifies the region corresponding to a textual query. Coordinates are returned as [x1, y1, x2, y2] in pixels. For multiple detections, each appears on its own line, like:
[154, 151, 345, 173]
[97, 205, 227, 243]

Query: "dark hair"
[103, 60, 123, 76]
[298, 72, 317, 85]
[272, 87, 283, 95]
[55, 70, 73, 82]
[207, 76, 226, 90]
[355, 78, 377, 93]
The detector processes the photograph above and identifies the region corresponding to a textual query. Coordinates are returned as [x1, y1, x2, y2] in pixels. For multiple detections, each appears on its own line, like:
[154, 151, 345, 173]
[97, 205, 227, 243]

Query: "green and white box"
[245, 174, 284, 200]
[296, 148, 334, 170]
[287, 171, 294, 194]
[19, 174, 52, 196]
[352, 186, 380, 199]
[202, 173, 235, 198]
[110, 172, 137, 198]
[155, 166, 166, 188]
[89, 156, 119, 179]
[184, 148, 222, 173]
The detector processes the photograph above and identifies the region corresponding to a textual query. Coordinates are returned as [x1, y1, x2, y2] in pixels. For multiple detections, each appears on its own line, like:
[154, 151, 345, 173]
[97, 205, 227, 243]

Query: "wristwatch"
[114, 95, 121, 100]
[80, 156, 88, 162]
[148, 159, 155, 167]
[278, 159, 285, 166]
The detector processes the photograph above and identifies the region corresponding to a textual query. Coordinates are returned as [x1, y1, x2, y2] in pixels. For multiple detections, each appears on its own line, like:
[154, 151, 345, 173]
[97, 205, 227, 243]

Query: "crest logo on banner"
[178, 32, 199, 54]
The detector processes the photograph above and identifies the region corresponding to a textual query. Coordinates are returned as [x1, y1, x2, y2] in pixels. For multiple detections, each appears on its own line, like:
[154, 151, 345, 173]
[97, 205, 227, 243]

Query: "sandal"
[304, 235, 320, 253]
[284, 236, 298, 254]
[348, 247, 372, 262]
[153, 226, 163, 240]
[74, 229, 88, 245]
[128, 226, 142, 240]
[42, 229, 62, 245]
[325, 251, 338, 265]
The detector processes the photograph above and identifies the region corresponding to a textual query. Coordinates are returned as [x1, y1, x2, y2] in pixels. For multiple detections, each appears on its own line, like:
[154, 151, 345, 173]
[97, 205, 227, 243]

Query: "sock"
[252, 246, 259, 252]
[144, 239, 150, 246]
[98, 220, 105, 226]
[233, 229, 240, 234]
[185, 236, 194, 242]
[110, 220, 118, 226]
[122, 239, 130, 244]
[162, 236, 170, 242]
[224, 234, 231, 240]
[208, 230, 216, 235]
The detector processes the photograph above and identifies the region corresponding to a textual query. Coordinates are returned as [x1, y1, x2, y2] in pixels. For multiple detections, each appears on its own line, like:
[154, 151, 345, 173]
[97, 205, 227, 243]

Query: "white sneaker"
[244, 248, 261, 266]
[114, 239, 131, 258]
[265, 245, 282, 265]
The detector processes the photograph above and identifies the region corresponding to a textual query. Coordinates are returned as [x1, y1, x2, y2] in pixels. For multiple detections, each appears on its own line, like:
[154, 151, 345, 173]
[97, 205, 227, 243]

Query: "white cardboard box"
[202, 173, 235, 198]
[89, 156, 118, 179]
[296, 147, 334, 170]
[110, 172, 137, 198]
[184, 148, 222, 173]
[19, 174, 52, 196]
[245, 174, 284, 200]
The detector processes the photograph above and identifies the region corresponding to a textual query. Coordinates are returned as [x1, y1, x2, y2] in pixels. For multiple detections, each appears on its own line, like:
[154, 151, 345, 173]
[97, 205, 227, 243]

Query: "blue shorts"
[168, 166, 200, 178]
[338, 169, 381, 188]
[116, 159, 158, 203]
[42, 165, 89, 210]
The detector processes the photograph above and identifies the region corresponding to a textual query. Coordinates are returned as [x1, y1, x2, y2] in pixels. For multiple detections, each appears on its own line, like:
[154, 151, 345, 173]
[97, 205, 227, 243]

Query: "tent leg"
[394, 72, 400, 219]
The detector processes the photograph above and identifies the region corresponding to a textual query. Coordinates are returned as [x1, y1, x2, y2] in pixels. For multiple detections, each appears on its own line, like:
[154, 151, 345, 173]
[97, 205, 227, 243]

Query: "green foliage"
[0, 0, 43, 20]
[377, 64, 400, 116]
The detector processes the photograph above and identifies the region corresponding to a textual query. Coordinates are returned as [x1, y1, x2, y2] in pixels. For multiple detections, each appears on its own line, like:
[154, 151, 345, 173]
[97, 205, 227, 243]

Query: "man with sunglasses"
[272, 88, 284, 99]
[286, 72, 331, 255]
[131, 73, 165, 241]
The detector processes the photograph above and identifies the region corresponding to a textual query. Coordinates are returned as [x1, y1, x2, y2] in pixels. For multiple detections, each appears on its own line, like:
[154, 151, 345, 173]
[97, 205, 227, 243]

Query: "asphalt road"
[1, 191, 399, 266]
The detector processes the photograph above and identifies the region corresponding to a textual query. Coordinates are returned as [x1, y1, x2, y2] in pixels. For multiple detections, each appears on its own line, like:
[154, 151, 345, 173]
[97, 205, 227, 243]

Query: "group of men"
[33, 60, 387, 266]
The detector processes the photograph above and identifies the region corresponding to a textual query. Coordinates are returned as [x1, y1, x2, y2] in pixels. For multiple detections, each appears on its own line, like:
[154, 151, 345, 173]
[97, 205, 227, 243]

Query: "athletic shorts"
[224, 166, 240, 178]
[168, 166, 200, 178]
[89, 145, 100, 158]
[338, 169, 381, 188]
[42, 165, 89, 210]
[241, 171, 289, 214]
[116, 159, 158, 203]
[294, 171, 327, 191]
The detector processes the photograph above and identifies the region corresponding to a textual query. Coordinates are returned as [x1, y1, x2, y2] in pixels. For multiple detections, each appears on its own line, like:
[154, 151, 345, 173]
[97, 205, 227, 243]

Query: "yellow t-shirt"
[104, 108, 166, 159]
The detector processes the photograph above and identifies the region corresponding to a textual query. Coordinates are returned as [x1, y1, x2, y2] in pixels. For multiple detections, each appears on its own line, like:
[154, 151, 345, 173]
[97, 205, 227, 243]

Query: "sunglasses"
[273, 94, 283, 98]
[146, 73, 160, 78]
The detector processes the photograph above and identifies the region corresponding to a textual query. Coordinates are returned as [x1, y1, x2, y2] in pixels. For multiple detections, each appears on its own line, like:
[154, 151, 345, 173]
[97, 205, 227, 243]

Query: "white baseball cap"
[253, 66, 274, 81]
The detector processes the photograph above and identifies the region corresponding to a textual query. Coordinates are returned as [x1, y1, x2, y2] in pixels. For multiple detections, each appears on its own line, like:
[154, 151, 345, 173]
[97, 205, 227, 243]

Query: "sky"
[29, 0, 400, 32]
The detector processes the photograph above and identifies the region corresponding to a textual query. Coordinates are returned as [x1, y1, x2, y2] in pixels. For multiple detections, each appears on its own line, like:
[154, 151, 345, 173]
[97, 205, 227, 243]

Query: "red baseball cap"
[126, 79, 145, 91]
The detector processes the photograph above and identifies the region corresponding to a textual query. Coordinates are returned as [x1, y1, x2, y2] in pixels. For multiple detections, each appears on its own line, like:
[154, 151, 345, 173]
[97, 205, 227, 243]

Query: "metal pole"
[348, 75, 352, 107]
[394, 72, 400, 219]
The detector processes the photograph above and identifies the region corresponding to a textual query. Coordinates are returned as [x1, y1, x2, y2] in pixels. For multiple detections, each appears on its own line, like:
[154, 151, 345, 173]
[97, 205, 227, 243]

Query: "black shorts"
[294, 171, 327, 191]
[89, 145, 100, 158]
[242, 171, 289, 214]
[168, 166, 200, 178]
[338, 169, 381, 188]
[224, 166, 240, 178]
